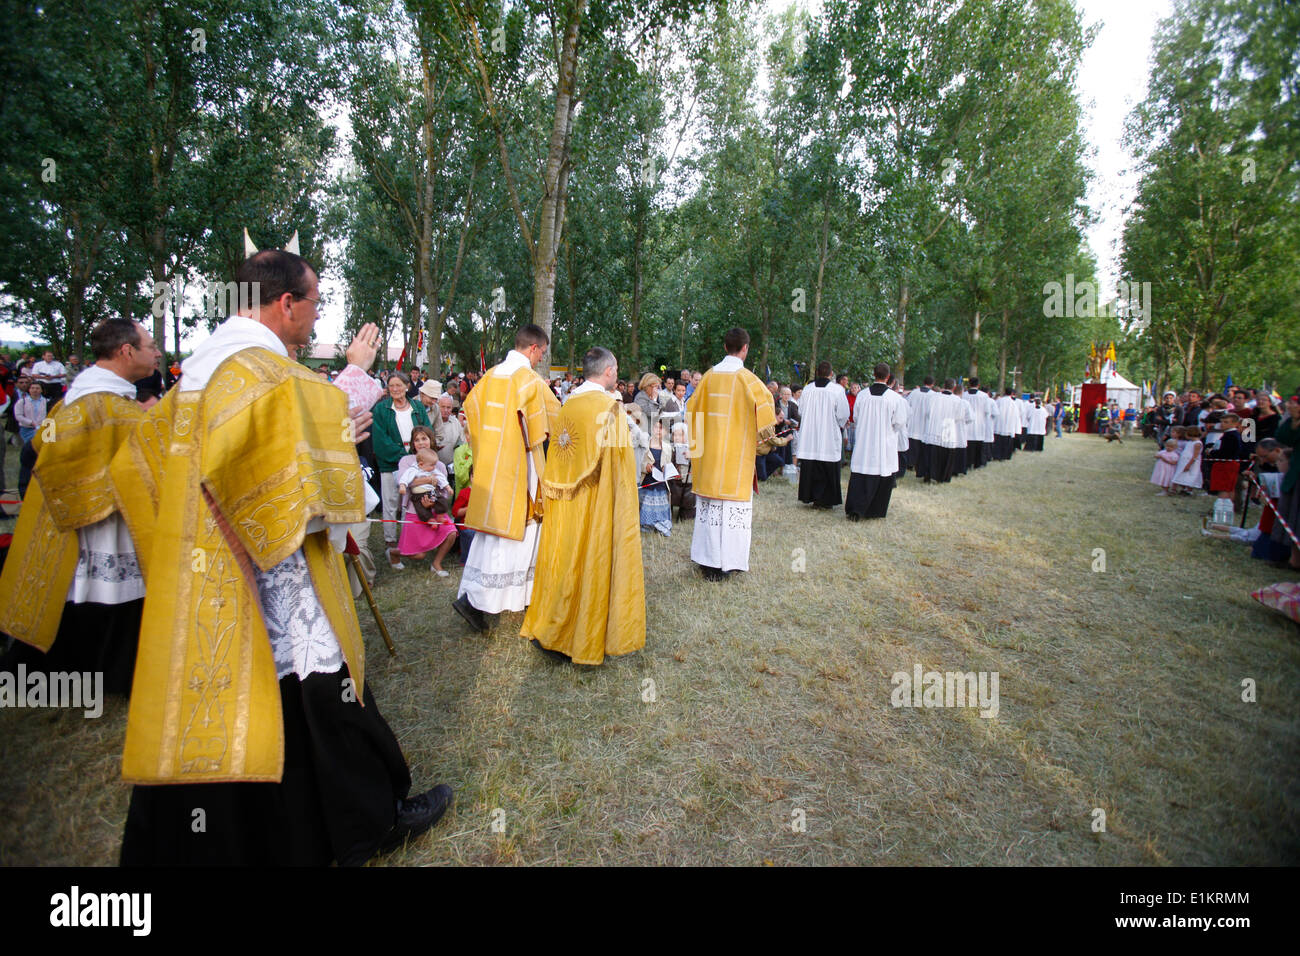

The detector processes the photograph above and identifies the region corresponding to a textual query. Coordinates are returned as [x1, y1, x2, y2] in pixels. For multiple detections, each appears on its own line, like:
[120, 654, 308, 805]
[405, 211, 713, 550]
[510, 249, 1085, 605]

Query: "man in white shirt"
[796, 361, 850, 509]
[1025, 397, 1050, 450]
[846, 363, 909, 520]
[963, 377, 996, 469]
[905, 377, 938, 479]
[922, 379, 966, 483]
[993, 388, 1020, 460]
[433, 393, 465, 473]
[31, 350, 68, 402]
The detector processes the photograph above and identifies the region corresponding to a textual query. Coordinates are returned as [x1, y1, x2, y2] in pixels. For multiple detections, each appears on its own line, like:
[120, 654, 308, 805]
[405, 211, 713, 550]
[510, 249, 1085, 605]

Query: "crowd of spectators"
[1144, 386, 1300, 572]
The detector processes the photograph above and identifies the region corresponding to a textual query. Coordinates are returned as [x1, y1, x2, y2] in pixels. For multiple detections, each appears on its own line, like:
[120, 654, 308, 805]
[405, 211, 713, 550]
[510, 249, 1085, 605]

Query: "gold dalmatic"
[685, 366, 777, 501]
[462, 363, 560, 539]
[0, 393, 144, 650]
[520, 390, 645, 664]
[111, 348, 366, 784]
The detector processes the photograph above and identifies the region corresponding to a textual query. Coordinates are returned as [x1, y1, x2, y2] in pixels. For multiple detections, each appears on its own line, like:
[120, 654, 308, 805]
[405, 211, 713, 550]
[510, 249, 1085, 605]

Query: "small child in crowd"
[1151, 439, 1180, 493]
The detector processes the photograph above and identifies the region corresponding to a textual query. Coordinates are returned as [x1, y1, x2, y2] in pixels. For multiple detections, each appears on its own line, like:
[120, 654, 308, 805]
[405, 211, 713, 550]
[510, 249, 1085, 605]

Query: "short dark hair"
[582, 346, 616, 380]
[968, 376, 980, 388]
[943, 378, 956, 390]
[723, 327, 749, 355]
[873, 362, 890, 380]
[818, 361, 833, 379]
[234, 249, 313, 311]
[90, 319, 143, 361]
[923, 376, 935, 386]
[515, 324, 550, 351]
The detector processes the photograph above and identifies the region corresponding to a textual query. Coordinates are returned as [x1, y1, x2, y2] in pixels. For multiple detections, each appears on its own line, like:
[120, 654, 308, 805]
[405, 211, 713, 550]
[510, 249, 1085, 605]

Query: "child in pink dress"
[397, 447, 458, 575]
[1151, 439, 1180, 493]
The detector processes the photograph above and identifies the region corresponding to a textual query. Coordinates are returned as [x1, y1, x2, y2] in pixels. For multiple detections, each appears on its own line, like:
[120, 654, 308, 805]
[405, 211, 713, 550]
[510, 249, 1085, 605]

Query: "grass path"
[2, 432, 1297, 865]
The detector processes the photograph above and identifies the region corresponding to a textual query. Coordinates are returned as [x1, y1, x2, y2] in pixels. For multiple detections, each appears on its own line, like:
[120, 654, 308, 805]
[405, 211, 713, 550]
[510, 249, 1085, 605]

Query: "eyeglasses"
[294, 294, 323, 308]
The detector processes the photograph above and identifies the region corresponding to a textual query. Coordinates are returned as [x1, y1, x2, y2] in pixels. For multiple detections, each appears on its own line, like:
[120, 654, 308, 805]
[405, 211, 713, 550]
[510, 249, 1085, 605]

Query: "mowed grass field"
[2, 431, 1298, 865]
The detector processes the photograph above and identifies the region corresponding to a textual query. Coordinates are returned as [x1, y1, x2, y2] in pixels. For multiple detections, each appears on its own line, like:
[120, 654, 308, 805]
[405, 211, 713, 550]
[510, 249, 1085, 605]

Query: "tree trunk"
[895, 279, 909, 379]
[630, 218, 643, 369]
[151, 255, 170, 361]
[565, 238, 578, 372]
[968, 308, 980, 378]
[529, 0, 586, 369]
[997, 307, 1009, 392]
[810, 197, 831, 368]
[678, 303, 688, 368]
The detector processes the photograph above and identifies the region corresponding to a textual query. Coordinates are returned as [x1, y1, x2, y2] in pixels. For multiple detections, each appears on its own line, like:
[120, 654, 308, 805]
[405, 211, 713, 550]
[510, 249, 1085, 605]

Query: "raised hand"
[345, 323, 383, 372]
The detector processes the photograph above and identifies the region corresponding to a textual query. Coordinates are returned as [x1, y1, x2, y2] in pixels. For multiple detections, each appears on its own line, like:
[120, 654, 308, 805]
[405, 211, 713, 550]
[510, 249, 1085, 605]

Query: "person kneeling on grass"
[397, 448, 458, 577]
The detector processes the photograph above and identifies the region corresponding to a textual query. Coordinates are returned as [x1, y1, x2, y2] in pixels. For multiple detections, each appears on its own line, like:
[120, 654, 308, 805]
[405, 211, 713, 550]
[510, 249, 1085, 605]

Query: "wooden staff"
[345, 534, 397, 657]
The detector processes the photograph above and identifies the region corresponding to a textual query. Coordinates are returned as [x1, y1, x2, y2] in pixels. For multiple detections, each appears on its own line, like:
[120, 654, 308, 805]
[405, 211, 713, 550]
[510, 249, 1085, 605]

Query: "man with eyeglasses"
[111, 249, 453, 866]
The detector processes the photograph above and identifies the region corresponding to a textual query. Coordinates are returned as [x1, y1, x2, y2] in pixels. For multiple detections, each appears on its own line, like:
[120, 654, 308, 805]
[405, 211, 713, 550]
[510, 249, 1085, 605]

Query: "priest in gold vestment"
[113, 249, 452, 865]
[0, 319, 160, 695]
[520, 347, 644, 664]
[453, 324, 561, 632]
[684, 327, 777, 580]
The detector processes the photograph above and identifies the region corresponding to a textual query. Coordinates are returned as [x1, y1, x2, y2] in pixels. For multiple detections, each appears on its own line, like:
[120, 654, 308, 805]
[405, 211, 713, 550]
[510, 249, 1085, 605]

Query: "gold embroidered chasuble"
[519, 389, 645, 664]
[462, 362, 561, 539]
[110, 348, 367, 784]
[685, 365, 777, 501]
[0, 393, 144, 650]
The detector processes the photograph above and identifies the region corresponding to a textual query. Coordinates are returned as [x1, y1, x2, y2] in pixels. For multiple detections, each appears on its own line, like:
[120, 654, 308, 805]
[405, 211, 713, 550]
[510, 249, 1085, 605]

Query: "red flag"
[479, 345, 486, 375]
[396, 347, 406, 372]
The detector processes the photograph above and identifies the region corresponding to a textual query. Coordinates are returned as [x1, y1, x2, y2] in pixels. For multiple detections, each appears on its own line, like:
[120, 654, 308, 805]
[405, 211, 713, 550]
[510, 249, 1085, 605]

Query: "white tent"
[1071, 370, 1142, 409]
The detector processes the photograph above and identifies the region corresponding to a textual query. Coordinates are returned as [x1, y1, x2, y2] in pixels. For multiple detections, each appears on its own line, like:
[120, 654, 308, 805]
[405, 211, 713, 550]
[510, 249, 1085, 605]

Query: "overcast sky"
[4, 0, 1175, 352]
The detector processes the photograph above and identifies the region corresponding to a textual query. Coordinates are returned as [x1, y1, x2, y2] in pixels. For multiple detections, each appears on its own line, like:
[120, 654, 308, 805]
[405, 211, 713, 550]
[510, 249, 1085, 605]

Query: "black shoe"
[697, 564, 727, 582]
[378, 783, 454, 856]
[452, 594, 488, 632]
[530, 638, 571, 663]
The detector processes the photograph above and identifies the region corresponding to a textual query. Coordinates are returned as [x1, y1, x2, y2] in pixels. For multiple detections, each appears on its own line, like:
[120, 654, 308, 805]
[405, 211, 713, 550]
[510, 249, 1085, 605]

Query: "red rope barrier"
[1244, 472, 1300, 549]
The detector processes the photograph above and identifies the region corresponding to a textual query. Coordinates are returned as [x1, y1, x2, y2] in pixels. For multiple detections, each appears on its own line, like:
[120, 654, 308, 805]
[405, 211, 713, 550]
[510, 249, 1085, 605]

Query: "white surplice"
[993, 395, 1019, 436]
[61, 365, 147, 606]
[850, 385, 909, 476]
[793, 380, 849, 461]
[458, 349, 543, 614]
[963, 388, 996, 443]
[952, 392, 975, 447]
[923, 390, 966, 448]
[1027, 404, 1050, 436]
[1016, 398, 1031, 432]
[906, 387, 936, 441]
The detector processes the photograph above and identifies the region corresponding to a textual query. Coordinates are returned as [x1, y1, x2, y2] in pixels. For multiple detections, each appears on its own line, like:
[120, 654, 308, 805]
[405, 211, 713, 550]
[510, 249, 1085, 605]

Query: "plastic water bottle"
[1212, 498, 1232, 525]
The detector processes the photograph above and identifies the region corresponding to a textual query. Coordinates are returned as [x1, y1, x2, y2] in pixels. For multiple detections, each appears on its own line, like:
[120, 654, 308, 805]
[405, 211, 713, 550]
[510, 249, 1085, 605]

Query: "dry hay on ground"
[1, 433, 1297, 865]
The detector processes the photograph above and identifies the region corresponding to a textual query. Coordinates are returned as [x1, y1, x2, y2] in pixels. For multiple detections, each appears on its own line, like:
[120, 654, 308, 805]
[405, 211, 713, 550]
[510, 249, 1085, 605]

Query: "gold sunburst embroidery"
[554, 424, 579, 461]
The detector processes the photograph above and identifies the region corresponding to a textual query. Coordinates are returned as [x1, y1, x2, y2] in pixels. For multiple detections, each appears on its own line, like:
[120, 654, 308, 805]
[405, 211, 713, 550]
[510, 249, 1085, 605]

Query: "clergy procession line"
[0, 249, 1055, 867]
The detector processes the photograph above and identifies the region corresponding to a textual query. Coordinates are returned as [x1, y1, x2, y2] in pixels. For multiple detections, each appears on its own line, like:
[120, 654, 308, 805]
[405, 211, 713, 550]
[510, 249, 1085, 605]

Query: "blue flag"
[1224, 374, 1234, 393]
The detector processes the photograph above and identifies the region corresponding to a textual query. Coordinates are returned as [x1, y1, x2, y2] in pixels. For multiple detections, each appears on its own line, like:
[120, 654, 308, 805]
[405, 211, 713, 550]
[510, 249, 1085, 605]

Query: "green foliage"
[4, 0, 1293, 396]
[1121, 0, 1300, 392]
